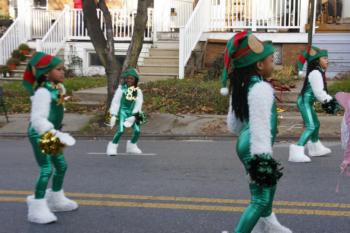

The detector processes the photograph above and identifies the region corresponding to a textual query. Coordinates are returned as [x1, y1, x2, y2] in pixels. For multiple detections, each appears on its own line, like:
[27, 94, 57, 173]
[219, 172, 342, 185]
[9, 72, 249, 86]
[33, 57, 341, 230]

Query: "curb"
[0, 133, 340, 142]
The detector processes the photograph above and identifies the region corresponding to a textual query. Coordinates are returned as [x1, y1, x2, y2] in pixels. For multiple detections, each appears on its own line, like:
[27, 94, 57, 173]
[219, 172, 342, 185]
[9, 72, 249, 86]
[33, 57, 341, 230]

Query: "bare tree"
[122, 0, 153, 71]
[82, 0, 122, 110]
[83, 0, 153, 108]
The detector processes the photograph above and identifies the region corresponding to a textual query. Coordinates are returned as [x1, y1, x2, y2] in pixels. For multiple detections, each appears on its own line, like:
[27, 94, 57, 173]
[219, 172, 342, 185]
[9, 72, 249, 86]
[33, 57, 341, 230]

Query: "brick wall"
[204, 39, 307, 68]
[282, 43, 308, 66]
[204, 39, 226, 68]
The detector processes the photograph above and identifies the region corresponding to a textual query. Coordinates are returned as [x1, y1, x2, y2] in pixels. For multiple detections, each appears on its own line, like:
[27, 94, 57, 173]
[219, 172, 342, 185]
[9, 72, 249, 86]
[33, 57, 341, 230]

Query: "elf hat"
[22, 52, 62, 96]
[220, 31, 274, 96]
[120, 67, 140, 81]
[296, 46, 328, 76]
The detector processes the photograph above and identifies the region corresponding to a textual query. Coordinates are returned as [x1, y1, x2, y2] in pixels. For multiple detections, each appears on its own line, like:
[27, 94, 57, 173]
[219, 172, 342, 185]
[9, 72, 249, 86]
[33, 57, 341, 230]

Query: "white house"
[0, 0, 349, 79]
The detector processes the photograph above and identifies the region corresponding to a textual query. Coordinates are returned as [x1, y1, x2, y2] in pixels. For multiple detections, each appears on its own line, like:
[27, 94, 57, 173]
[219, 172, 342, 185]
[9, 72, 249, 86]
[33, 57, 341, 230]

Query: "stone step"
[139, 65, 179, 74]
[139, 73, 178, 81]
[156, 32, 179, 41]
[143, 56, 179, 65]
[152, 40, 179, 49]
[0, 77, 22, 81]
[149, 48, 179, 57]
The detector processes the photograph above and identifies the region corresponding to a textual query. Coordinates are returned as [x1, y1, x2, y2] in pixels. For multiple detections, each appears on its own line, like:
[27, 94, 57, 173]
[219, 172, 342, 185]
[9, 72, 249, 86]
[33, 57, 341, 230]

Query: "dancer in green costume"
[23, 52, 78, 224]
[222, 32, 292, 233]
[289, 46, 339, 163]
[106, 67, 144, 155]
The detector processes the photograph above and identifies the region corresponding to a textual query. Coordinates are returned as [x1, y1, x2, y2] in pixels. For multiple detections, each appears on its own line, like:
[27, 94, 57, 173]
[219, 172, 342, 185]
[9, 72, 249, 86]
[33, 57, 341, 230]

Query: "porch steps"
[138, 39, 180, 81]
[313, 33, 350, 77]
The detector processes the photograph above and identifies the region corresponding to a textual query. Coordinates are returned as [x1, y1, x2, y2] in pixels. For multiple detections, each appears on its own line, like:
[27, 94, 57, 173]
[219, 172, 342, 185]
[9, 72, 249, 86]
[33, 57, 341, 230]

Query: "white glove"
[123, 116, 136, 128]
[220, 87, 229, 96]
[110, 115, 117, 129]
[51, 130, 76, 146]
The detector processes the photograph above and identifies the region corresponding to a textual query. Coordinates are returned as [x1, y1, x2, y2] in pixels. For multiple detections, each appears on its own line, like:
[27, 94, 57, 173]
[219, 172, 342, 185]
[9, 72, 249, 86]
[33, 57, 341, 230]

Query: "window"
[34, 0, 47, 8]
[89, 53, 126, 66]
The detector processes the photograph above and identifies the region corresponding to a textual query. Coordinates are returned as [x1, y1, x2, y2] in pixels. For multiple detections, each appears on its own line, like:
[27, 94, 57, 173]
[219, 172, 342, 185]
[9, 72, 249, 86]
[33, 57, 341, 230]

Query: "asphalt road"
[0, 139, 349, 233]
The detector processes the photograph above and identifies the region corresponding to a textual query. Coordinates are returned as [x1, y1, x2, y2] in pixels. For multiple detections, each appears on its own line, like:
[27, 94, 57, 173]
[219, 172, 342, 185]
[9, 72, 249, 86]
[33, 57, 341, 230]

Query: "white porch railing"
[32, 9, 61, 38]
[179, 0, 210, 79]
[37, 6, 70, 55]
[154, 0, 193, 32]
[209, 0, 304, 31]
[0, 16, 28, 64]
[69, 8, 154, 41]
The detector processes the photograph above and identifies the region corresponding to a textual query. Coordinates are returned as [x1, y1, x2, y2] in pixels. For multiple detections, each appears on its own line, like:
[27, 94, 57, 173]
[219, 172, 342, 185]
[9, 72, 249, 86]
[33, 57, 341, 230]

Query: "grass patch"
[1, 76, 107, 113]
[328, 77, 350, 95]
[140, 72, 229, 115]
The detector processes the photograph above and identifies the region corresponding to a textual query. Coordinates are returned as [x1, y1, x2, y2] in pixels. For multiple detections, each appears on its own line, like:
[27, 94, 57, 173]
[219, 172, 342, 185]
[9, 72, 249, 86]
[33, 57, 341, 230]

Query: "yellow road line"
[1, 190, 350, 209]
[1, 196, 350, 217]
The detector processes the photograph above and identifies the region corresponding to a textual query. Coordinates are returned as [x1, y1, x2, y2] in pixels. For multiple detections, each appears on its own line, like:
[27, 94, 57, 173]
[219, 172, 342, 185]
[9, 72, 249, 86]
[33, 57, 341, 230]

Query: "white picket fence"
[0, 15, 28, 65]
[69, 8, 154, 41]
[209, 0, 305, 31]
[37, 6, 70, 55]
[32, 9, 61, 38]
[153, 0, 194, 32]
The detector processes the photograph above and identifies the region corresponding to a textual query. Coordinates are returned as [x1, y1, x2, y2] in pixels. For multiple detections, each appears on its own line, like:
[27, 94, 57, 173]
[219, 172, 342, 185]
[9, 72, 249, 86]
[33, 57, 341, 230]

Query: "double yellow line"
[1, 190, 350, 217]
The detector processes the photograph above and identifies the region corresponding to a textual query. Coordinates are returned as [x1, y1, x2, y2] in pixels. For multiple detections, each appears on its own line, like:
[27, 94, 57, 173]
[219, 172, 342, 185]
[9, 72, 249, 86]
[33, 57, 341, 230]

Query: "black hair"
[300, 58, 327, 95]
[34, 75, 47, 91]
[230, 63, 259, 122]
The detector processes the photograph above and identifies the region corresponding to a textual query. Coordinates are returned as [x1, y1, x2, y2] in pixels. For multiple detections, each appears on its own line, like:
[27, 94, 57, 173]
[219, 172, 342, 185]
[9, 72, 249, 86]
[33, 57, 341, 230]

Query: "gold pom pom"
[39, 132, 65, 156]
[125, 86, 138, 101]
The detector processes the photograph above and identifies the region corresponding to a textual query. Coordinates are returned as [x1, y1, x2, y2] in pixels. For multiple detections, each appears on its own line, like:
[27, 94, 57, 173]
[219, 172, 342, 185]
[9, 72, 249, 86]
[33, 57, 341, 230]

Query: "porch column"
[17, 0, 33, 40]
[299, 0, 309, 32]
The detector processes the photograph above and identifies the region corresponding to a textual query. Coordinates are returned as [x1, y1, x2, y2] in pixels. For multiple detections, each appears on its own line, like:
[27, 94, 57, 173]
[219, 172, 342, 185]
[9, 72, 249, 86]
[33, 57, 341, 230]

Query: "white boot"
[251, 218, 265, 233]
[126, 140, 142, 154]
[27, 195, 57, 224]
[106, 141, 118, 156]
[288, 144, 311, 163]
[46, 189, 78, 212]
[262, 213, 292, 233]
[307, 140, 331, 157]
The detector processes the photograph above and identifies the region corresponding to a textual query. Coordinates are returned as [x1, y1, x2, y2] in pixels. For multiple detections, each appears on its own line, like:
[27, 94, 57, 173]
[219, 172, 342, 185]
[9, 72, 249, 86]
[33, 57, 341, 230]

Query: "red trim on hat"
[23, 70, 35, 84]
[233, 31, 248, 47]
[298, 54, 306, 64]
[233, 46, 250, 58]
[224, 49, 230, 68]
[35, 55, 53, 68]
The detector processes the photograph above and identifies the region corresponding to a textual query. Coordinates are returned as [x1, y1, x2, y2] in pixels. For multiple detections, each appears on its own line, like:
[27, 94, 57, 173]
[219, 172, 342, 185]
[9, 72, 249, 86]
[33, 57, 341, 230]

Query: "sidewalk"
[0, 112, 342, 140]
[0, 113, 93, 136]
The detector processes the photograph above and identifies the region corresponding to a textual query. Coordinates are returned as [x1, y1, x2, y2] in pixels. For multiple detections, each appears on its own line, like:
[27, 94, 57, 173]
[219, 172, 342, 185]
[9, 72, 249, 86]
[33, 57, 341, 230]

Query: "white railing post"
[251, 0, 257, 31]
[312, 0, 317, 35]
[178, 0, 210, 79]
[36, 39, 42, 52]
[26, 0, 33, 40]
[64, 4, 71, 39]
[179, 26, 185, 79]
[299, 0, 308, 32]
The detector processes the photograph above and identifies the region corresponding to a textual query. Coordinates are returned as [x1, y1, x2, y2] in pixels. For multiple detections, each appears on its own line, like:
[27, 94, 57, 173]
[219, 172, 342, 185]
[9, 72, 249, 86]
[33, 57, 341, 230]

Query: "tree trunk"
[122, 0, 152, 71]
[83, 0, 122, 110]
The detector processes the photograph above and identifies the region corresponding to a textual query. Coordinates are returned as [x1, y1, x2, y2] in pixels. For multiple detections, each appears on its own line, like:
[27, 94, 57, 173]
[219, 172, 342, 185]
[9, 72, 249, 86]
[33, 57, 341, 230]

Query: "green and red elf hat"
[220, 31, 274, 96]
[22, 52, 62, 96]
[296, 46, 328, 77]
[120, 67, 140, 81]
